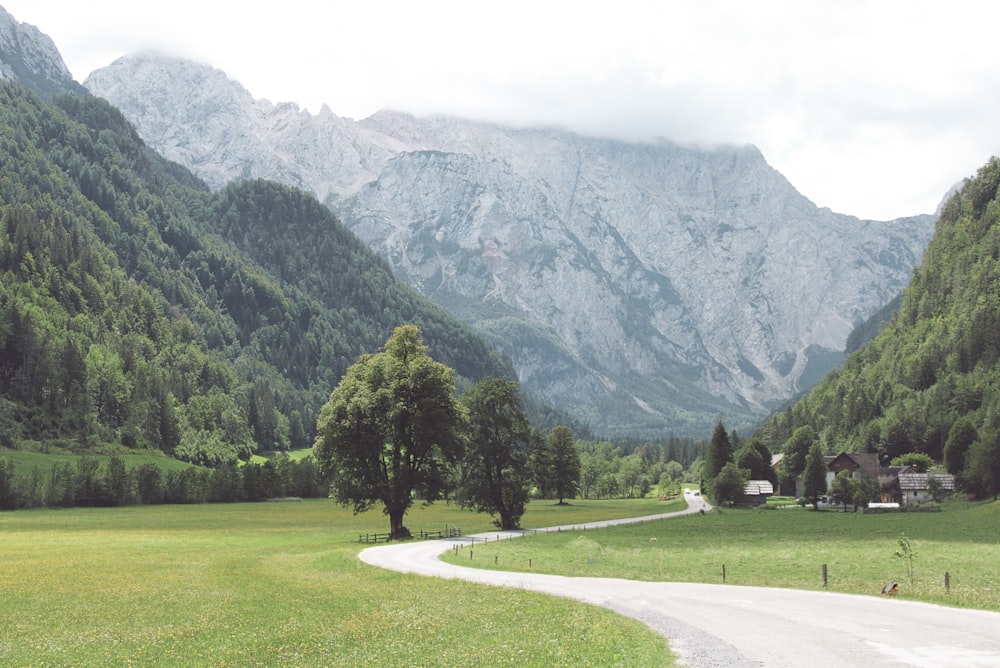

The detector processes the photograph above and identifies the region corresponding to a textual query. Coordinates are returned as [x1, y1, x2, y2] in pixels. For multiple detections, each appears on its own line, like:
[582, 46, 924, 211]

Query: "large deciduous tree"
[735, 437, 773, 482]
[713, 462, 748, 507]
[528, 428, 553, 498]
[313, 325, 464, 539]
[829, 470, 855, 511]
[944, 416, 978, 475]
[781, 425, 817, 490]
[960, 425, 1000, 500]
[456, 378, 531, 530]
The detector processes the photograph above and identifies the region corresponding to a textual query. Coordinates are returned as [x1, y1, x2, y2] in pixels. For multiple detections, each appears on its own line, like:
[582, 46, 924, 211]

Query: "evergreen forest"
[0, 81, 511, 467]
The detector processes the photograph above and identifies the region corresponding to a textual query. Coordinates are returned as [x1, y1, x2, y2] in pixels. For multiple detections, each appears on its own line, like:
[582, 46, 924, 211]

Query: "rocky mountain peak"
[0, 6, 86, 98]
[86, 54, 936, 437]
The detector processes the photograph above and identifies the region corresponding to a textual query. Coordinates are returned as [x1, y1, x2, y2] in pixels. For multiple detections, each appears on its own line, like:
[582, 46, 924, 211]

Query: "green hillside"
[0, 81, 512, 466]
[763, 157, 1000, 498]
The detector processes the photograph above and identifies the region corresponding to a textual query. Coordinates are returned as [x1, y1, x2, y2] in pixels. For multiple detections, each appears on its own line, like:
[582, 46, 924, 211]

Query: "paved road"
[360, 491, 1000, 667]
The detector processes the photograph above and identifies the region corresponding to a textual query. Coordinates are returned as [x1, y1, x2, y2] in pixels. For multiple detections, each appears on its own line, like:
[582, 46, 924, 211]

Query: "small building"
[740, 479, 774, 506]
[897, 472, 955, 506]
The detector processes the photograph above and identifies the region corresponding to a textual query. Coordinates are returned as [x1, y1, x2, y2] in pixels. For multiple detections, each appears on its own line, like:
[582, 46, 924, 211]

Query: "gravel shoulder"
[360, 491, 1000, 667]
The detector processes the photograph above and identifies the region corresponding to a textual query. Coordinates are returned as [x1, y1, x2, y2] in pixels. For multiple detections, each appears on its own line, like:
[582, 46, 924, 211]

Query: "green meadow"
[0, 498, 677, 668]
[2, 448, 196, 475]
[445, 498, 1000, 611]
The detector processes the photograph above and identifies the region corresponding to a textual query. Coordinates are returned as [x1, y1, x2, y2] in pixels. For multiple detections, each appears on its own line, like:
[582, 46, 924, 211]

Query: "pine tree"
[703, 420, 733, 493]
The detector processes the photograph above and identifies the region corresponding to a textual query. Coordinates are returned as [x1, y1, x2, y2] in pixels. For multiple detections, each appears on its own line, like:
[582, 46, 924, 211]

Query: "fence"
[358, 526, 462, 543]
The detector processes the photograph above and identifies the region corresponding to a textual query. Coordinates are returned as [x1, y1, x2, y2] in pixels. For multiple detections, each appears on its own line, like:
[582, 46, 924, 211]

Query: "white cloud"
[6, 0, 1000, 219]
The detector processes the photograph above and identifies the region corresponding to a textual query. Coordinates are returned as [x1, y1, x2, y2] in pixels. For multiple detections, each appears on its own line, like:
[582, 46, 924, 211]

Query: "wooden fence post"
[822, 563, 828, 587]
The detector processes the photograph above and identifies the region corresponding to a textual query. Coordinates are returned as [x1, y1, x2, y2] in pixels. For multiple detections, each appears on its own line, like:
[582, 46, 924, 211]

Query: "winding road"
[360, 491, 1000, 667]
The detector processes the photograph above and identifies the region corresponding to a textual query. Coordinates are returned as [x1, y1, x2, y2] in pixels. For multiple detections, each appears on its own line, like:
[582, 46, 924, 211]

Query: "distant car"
[693, 491, 700, 496]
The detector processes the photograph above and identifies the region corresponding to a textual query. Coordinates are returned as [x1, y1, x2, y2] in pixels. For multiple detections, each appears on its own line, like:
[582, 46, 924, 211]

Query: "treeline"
[576, 435, 705, 499]
[0, 432, 709, 511]
[0, 455, 329, 510]
[761, 157, 1000, 499]
[0, 81, 512, 466]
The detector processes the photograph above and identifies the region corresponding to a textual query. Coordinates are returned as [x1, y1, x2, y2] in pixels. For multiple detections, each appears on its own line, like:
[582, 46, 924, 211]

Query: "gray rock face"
[86, 54, 935, 437]
[0, 7, 87, 98]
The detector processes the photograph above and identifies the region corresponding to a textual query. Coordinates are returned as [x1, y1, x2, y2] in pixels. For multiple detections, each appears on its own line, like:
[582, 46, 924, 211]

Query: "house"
[824, 452, 880, 498]
[775, 450, 955, 507]
[785, 452, 880, 500]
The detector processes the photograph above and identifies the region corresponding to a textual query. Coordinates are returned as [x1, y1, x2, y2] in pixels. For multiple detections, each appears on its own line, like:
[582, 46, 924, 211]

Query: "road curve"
[360, 492, 1000, 667]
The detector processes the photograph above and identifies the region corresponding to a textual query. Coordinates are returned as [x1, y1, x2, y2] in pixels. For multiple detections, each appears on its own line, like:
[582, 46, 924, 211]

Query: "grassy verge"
[443, 498, 1000, 611]
[0, 499, 678, 667]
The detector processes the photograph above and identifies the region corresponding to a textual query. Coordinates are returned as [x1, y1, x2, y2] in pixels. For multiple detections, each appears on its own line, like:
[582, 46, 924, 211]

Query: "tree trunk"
[388, 504, 410, 540]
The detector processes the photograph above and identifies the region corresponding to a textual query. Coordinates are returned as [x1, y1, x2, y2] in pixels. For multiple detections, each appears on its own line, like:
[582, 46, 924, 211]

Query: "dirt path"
[360, 491, 1000, 667]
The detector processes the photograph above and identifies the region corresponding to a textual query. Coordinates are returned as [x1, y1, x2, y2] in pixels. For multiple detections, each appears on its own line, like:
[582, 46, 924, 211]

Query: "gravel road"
[359, 491, 1000, 667]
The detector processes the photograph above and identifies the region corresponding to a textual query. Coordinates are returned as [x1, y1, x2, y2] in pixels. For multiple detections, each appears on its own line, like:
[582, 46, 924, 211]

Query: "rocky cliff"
[86, 54, 936, 437]
[0, 8, 86, 98]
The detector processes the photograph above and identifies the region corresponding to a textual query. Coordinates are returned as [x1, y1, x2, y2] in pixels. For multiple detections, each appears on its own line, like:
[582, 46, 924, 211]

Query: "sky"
[5, 0, 1000, 221]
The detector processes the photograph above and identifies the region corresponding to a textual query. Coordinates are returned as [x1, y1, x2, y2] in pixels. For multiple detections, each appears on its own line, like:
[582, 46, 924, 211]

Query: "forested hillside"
[763, 157, 1000, 498]
[0, 81, 512, 464]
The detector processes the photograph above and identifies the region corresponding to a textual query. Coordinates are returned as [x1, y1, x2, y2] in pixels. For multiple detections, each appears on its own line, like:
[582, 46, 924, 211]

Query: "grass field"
[443, 497, 1000, 611]
[0, 498, 678, 667]
[3, 445, 318, 474]
[3, 447, 196, 475]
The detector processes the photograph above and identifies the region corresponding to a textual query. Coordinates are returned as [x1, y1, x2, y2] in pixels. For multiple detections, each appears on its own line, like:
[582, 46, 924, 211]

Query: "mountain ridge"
[85, 53, 936, 437]
[0, 9, 87, 98]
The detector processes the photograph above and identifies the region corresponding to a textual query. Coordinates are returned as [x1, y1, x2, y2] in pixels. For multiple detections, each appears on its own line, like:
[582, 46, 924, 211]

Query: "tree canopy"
[712, 462, 747, 507]
[455, 377, 531, 529]
[313, 325, 464, 538]
[802, 441, 827, 509]
[547, 426, 582, 505]
[703, 421, 732, 485]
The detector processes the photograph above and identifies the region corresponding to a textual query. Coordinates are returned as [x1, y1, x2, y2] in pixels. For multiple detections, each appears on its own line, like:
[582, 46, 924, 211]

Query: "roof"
[744, 480, 774, 496]
[898, 473, 955, 491]
[827, 452, 880, 478]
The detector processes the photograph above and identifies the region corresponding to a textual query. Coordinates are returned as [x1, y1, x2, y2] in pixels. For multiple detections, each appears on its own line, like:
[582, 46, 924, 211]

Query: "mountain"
[762, 157, 1000, 498]
[0, 8, 87, 98]
[85, 54, 936, 438]
[0, 76, 512, 464]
